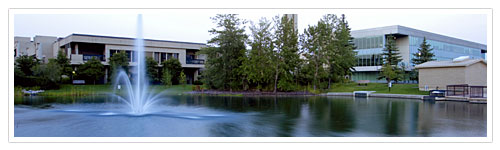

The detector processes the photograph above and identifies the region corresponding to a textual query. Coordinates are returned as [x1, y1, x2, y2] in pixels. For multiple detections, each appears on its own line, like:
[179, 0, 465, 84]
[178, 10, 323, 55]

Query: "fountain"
[110, 14, 164, 115]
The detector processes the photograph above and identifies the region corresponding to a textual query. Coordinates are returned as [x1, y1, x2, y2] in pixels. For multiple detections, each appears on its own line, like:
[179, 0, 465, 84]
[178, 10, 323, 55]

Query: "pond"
[14, 95, 486, 137]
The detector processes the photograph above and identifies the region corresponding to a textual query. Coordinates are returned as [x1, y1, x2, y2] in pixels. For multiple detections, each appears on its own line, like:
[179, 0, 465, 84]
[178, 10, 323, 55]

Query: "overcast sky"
[14, 11, 487, 45]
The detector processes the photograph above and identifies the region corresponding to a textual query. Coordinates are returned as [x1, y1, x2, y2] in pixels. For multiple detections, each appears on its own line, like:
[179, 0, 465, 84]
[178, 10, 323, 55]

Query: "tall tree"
[145, 57, 159, 82]
[15, 55, 40, 76]
[200, 14, 248, 91]
[330, 14, 357, 86]
[301, 14, 338, 90]
[379, 35, 403, 83]
[161, 58, 182, 85]
[78, 57, 105, 85]
[179, 71, 187, 85]
[411, 37, 435, 65]
[54, 50, 73, 77]
[241, 18, 275, 91]
[32, 59, 62, 89]
[272, 15, 300, 92]
[411, 37, 435, 81]
[108, 51, 130, 81]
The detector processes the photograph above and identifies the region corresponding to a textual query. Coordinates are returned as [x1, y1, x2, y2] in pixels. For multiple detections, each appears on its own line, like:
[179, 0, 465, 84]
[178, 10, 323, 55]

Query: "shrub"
[193, 80, 203, 85]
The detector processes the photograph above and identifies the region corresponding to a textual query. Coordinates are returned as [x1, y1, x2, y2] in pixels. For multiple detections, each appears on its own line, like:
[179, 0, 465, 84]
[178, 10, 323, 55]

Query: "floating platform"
[353, 91, 375, 98]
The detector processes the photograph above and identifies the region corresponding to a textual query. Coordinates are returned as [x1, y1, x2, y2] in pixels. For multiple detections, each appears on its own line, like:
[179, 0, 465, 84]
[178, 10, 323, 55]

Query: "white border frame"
[8, 8, 493, 143]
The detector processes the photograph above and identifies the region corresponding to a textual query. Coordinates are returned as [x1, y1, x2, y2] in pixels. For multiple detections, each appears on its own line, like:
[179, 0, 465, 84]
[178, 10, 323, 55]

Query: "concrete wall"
[395, 36, 410, 66]
[418, 66, 466, 91]
[464, 62, 487, 86]
[14, 36, 35, 57]
[34, 36, 57, 62]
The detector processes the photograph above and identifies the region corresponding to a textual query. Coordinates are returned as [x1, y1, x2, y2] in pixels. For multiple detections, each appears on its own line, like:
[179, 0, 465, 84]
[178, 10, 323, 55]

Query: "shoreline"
[184, 90, 316, 96]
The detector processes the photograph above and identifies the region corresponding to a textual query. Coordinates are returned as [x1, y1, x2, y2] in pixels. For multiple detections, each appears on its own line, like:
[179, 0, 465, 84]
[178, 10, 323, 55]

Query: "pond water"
[14, 95, 486, 137]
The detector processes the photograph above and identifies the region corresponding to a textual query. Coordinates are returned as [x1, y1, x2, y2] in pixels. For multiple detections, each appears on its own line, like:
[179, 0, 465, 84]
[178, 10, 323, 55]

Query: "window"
[161, 53, 166, 62]
[167, 53, 172, 59]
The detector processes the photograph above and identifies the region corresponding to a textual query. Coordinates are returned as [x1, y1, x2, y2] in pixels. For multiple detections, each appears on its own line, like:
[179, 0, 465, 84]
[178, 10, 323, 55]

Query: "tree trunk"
[328, 77, 331, 89]
[273, 63, 279, 93]
[314, 63, 318, 91]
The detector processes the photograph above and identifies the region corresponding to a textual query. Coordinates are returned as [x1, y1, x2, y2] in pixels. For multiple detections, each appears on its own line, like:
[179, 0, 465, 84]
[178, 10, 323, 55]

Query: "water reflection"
[14, 95, 486, 137]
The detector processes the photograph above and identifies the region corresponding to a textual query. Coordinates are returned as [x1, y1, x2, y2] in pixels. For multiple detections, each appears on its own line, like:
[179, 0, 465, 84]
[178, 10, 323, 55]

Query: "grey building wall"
[34, 36, 58, 62]
[14, 36, 57, 62]
[14, 36, 35, 57]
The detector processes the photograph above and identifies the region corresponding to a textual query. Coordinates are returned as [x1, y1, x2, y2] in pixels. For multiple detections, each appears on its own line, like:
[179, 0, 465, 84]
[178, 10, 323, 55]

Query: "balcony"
[186, 59, 205, 64]
[70, 54, 83, 64]
[186, 54, 205, 64]
[83, 54, 105, 61]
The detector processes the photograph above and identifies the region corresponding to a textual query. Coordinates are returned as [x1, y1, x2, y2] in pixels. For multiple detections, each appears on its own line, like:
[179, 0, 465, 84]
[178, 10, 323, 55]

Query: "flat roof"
[351, 25, 487, 50]
[61, 33, 207, 46]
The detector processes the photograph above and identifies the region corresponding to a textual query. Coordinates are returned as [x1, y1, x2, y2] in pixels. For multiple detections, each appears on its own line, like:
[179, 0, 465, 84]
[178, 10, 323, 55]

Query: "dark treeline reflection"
[15, 95, 486, 137]
[161, 95, 485, 137]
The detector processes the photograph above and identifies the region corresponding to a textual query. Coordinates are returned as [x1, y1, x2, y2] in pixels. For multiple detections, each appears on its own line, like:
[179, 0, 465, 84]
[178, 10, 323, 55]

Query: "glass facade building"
[350, 25, 487, 82]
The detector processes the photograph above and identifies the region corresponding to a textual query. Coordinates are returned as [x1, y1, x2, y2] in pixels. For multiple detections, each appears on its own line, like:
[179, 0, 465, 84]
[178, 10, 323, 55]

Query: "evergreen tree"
[411, 37, 435, 65]
[78, 57, 105, 85]
[410, 37, 435, 81]
[200, 14, 248, 91]
[331, 14, 357, 85]
[272, 15, 300, 92]
[379, 35, 403, 83]
[241, 18, 275, 91]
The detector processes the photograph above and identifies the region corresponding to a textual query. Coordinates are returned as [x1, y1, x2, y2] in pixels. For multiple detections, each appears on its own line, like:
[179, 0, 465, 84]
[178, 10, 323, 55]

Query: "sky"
[14, 10, 487, 45]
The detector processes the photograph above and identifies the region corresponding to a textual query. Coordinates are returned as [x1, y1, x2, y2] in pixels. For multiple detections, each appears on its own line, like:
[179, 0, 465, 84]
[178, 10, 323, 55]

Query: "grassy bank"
[15, 83, 427, 96]
[15, 84, 194, 97]
[328, 83, 429, 95]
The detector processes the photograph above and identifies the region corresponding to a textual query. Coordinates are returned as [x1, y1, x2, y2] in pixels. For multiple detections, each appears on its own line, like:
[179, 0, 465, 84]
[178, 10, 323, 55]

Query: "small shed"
[415, 58, 487, 91]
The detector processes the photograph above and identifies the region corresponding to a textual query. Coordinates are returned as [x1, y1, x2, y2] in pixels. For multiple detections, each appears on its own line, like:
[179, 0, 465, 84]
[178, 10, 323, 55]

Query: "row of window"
[352, 36, 384, 50]
[356, 54, 384, 67]
[153, 52, 179, 63]
[409, 36, 482, 57]
[110, 50, 137, 62]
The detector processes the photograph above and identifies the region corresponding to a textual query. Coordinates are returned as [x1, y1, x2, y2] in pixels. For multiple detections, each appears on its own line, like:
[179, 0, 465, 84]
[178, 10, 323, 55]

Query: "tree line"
[200, 14, 358, 92]
[14, 50, 187, 89]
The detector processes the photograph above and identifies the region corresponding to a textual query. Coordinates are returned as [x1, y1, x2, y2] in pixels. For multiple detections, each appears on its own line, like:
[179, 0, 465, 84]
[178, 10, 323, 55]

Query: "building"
[350, 25, 487, 83]
[14, 36, 58, 63]
[414, 57, 486, 91]
[284, 14, 298, 31]
[15, 34, 207, 84]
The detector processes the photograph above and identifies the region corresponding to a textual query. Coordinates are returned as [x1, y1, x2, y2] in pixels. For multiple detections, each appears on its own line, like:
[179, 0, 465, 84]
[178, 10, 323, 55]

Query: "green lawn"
[16, 83, 428, 96]
[328, 83, 429, 95]
[16, 84, 194, 97]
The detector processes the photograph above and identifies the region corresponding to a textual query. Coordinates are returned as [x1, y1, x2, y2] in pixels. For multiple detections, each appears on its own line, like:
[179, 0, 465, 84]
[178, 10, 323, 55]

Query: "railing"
[470, 86, 487, 98]
[83, 54, 105, 61]
[186, 59, 205, 64]
[446, 84, 469, 97]
[446, 84, 487, 98]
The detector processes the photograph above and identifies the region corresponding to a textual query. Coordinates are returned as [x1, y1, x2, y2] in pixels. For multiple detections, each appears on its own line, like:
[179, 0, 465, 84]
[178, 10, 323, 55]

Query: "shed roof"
[415, 59, 486, 69]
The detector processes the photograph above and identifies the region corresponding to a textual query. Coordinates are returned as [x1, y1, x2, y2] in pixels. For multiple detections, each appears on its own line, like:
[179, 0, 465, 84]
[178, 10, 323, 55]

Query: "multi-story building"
[14, 35, 58, 63]
[350, 25, 487, 82]
[15, 34, 207, 84]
